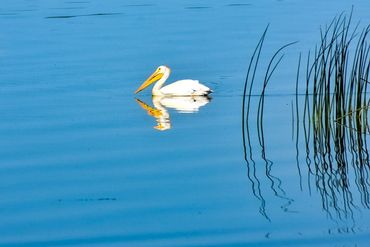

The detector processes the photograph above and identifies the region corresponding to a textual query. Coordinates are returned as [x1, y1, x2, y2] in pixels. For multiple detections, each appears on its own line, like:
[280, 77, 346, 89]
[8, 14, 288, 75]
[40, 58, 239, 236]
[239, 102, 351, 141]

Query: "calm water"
[1, 0, 370, 246]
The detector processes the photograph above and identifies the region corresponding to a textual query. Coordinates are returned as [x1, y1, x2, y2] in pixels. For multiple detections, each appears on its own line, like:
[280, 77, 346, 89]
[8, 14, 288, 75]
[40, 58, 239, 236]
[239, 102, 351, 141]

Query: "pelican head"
[135, 65, 171, 94]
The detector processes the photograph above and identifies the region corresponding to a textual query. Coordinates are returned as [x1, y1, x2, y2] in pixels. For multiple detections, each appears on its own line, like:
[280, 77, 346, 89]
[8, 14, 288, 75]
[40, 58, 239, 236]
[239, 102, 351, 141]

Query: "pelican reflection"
[136, 96, 211, 131]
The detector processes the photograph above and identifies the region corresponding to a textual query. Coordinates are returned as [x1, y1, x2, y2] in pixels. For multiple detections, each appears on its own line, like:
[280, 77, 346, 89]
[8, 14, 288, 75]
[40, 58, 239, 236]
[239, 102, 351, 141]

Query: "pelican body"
[135, 65, 212, 96]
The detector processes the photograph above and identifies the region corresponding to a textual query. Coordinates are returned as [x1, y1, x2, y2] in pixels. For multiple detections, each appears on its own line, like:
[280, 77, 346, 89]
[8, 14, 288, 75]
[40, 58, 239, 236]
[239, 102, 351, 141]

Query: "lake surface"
[1, 0, 370, 246]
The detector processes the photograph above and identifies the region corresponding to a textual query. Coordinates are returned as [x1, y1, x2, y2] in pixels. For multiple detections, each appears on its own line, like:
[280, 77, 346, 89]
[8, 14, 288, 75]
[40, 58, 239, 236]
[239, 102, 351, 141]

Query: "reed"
[298, 10, 370, 220]
[303, 10, 370, 133]
[242, 27, 296, 220]
[242, 10, 370, 221]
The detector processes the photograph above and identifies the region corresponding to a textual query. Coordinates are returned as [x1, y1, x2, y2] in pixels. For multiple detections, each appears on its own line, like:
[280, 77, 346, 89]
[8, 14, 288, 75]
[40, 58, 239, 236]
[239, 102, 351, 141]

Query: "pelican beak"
[135, 70, 164, 94]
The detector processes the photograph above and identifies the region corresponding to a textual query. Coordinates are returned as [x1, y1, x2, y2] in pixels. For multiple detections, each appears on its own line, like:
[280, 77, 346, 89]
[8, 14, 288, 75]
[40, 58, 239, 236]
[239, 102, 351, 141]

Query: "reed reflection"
[136, 96, 211, 131]
[299, 97, 370, 224]
[242, 27, 295, 221]
[296, 11, 370, 224]
[298, 95, 370, 220]
[241, 12, 370, 228]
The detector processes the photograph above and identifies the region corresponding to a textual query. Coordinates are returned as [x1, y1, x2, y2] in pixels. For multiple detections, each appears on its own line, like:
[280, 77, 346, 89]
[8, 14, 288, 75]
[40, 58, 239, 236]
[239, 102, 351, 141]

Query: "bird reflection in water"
[135, 96, 211, 131]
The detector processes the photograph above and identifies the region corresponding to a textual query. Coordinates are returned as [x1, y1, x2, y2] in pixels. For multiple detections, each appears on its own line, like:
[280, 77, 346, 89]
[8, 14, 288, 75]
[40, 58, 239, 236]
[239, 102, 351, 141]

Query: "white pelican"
[134, 65, 213, 96]
[135, 96, 211, 130]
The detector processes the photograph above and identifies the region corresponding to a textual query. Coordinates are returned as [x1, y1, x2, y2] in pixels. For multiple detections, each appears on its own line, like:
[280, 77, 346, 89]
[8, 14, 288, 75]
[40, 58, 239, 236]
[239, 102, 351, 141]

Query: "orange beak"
[135, 70, 164, 94]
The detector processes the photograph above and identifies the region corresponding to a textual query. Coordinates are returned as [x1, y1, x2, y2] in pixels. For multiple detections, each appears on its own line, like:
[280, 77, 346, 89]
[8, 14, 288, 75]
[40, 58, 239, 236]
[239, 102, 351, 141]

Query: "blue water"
[1, 0, 370, 246]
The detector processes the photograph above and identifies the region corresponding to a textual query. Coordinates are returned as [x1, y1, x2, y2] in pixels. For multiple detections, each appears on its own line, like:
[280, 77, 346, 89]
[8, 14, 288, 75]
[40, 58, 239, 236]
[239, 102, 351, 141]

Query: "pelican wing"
[160, 79, 211, 96]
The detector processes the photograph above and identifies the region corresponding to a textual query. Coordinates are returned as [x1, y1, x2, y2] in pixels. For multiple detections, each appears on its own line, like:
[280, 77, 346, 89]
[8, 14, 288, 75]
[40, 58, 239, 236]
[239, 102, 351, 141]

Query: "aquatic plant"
[303, 10, 370, 133]
[242, 26, 296, 220]
[242, 10, 370, 223]
[297, 10, 370, 221]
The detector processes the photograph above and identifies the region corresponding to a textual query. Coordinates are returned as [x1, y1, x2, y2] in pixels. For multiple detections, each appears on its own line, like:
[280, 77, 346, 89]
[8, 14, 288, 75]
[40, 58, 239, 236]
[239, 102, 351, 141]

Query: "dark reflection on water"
[45, 12, 122, 19]
[123, 4, 155, 7]
[0, 13, 17, 16]
[11, 9, 37, 12]
[0, 227, 256, 247]
[298, 97, 370, 224]
[241, 80, 370, 243]
[65, 1, 90, 3]
[58, 197, 117, 202]
[184, 6, 212, 10]
[226, 3, 252, 7]
[49, 7, 86, 10]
